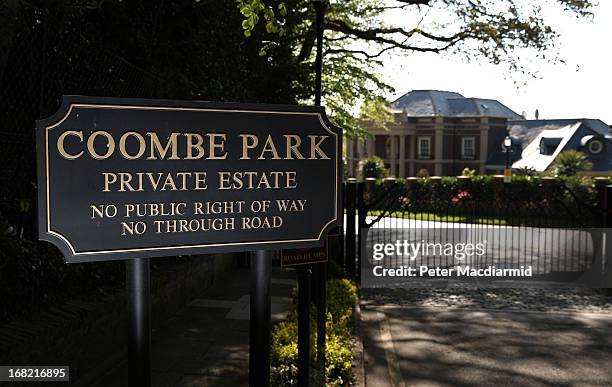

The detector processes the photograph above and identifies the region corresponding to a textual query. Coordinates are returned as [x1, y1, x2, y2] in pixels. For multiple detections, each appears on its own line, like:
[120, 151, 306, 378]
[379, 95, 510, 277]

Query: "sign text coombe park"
[37, 96, 341, 263]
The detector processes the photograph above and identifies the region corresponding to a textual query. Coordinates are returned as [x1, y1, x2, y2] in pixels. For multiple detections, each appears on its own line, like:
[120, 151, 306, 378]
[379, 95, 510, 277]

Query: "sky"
[380, 1, 612, 122]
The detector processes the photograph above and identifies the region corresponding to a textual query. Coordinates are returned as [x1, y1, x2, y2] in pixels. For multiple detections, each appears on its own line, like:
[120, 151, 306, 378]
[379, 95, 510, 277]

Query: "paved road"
[360, 288, 612, 387]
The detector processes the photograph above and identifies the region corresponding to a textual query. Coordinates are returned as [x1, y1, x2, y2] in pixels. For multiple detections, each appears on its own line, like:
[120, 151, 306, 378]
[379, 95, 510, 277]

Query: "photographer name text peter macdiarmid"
[372, 265, 533, 278]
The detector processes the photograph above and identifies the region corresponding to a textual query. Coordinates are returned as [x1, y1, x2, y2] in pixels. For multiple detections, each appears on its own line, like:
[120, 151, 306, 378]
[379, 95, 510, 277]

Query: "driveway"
[360, 288, 612, 387]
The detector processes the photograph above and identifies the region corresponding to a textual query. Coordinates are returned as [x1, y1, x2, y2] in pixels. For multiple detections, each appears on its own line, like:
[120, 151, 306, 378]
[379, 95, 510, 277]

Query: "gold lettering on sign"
[283, 134, 304, 160]
[308, 135, 330, 159]
[218, 171, 297, 190]
[119, 172, 136, 191]
[240, 134, 258, 160]
[147, 133, 180, 160]
[87, 130, 115, 160]
[102, 171, 209, 192]
[194, 172, 208, 190]
[119, 131, 147, 160]
[55, 130, 332, 160]
[57, 130, 84, 160]
[103, 172, 117, 192]
[208, 133, 228, 160]
[258, 135, 281, 160]
[185, 133, 205, 159]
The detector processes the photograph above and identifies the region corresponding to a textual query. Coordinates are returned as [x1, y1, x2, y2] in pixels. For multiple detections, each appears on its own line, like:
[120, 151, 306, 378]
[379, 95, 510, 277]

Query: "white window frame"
[461, 137, 475, 160]
[417, 136, 431, 159]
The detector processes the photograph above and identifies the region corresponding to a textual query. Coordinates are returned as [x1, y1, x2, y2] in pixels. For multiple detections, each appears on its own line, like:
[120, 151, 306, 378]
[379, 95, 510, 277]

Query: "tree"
[550, 150, 593, 176]
[18, 0, 310, 105]
[237, 0, 595, 137]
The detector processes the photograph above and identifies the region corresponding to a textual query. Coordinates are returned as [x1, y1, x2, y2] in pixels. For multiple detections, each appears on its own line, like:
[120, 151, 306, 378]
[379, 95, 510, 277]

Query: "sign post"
[126, 258, 151, 387]
[297, 266, 311, 387]
[36, 96, 341, 386]
[249, 250, 271, 387]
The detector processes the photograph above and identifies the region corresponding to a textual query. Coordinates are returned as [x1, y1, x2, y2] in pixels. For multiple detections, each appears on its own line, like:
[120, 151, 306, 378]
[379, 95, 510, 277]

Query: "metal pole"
[250, 250, 271, 387]
[298, 267, 312, 387]
[504, 136, 512, 183]
[346, 181, 357, 278]
[126, 258, 151, 387]
[505, 146, 509, 171]
[313, 1, 327, 377]
[357, 181, 366, 282]
[315, 263, 326, 370]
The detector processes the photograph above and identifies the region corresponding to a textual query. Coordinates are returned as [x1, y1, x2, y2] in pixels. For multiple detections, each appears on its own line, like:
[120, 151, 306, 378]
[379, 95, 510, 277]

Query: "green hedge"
[365, 175, 605, 227]
[271, 278, 358, 386]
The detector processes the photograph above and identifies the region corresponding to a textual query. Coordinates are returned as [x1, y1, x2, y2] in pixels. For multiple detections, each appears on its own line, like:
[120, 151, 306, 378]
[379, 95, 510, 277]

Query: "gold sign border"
[44, 103, 339, 257]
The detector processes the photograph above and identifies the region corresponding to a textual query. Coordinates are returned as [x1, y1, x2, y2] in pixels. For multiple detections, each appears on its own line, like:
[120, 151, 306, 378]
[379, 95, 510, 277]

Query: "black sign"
[36, 96, 341, 263]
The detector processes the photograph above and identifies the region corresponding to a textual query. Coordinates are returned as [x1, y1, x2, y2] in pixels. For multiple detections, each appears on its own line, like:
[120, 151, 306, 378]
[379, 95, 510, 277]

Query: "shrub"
[326, 279, 358, 326]
[361, 175, 605, 227]
[416, 168, 429, 178]
[461, 168, 476, 177]
[324, 332, 354, 386]
[515, 166, 538, 177]
[550, 150, 593, 176]
[358, 156, 388, 179]
[270, 277, 358, 386]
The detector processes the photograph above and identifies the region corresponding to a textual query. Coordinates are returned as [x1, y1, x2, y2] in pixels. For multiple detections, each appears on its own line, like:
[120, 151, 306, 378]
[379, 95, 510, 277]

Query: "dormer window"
[539, 138, 562, 155]
[580, 135, 605, 156]
[588, 139, 604, 155]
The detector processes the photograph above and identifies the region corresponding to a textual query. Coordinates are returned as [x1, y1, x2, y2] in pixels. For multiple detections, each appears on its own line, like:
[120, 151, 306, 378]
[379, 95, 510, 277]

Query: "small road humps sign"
[36, 96, 341, 263]
[281, 246, 328, 267]
[281, 233, 341, 267]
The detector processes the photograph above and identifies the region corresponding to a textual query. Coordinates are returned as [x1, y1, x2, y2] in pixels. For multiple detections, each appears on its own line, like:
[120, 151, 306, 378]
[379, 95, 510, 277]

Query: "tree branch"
[325, 19, 468, 53]
[325, 45, 396, 59]
[297, 23, 316, 62]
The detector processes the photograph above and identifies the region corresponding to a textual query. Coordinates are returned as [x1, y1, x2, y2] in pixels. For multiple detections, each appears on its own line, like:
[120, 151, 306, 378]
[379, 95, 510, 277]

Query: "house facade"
[487, 118, 612, 174]
[347, 90, 522, 177]
[346, 90, 612, 177]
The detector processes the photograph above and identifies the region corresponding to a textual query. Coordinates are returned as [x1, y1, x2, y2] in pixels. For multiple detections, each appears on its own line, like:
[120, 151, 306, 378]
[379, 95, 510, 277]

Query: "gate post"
[595, 178, 609, 227]
[603, 184, 612, 285]
[338, 181, 346, 269]
[345, 179, 357, 278]
[606, 185, 612, 227]
[356, 181, 367, 282]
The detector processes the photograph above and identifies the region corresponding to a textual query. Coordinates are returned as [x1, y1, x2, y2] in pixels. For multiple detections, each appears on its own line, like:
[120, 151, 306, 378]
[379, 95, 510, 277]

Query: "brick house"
[346, 90, 523, 177]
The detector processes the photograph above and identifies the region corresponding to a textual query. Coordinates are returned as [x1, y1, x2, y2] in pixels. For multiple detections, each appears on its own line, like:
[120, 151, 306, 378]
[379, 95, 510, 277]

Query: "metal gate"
[344, 176, 610, 286]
